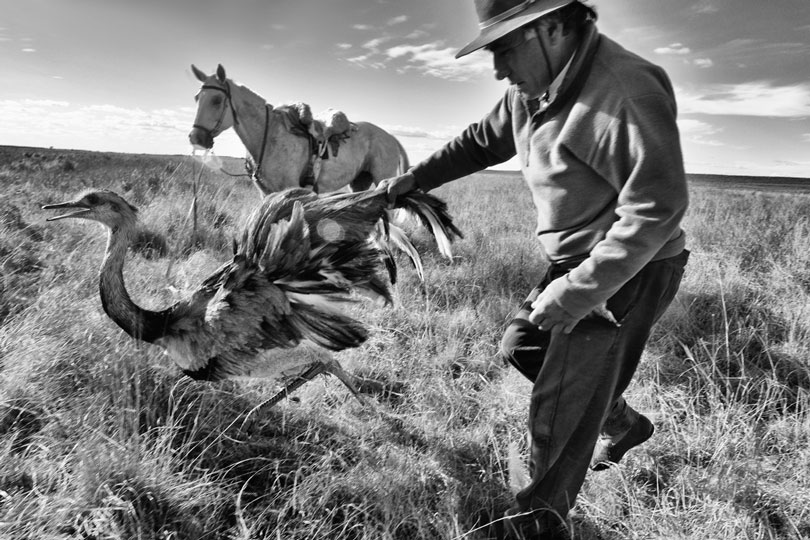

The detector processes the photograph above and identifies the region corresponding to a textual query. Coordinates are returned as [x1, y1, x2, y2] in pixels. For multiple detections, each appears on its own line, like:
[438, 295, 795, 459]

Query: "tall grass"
[1, 148, 809, 539]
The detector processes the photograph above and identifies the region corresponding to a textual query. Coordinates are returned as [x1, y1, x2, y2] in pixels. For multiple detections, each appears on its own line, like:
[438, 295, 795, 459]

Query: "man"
[380, 0, 689, 538]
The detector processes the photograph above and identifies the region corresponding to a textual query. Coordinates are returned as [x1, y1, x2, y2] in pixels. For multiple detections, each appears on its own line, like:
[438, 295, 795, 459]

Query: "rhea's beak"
[42, 200, 91, 221]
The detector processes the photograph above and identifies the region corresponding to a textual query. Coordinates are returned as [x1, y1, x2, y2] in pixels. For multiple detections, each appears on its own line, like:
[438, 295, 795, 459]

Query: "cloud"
[384, 42, 491, 82]
[384, 124, 459, 140]
[339, 34, 492, 82]
[0, 99, 191, 141]
[803, 133, 810, 143]
[692, 1, 720, 14]
[654, 43, 691, 55]
[387, 15, 408, 26]
[336, 43, 353, 50]
[677, 81, 810, 117]
[362, 37, 391, 50]
[344, 53, 387, 70]
[405, 29, 429, 40]
[653, 43, 715, 68]
[353, 24, 373, 31]
[22, 48, 36, 53]
[677, 118, 725, 147]
[7, 99, 70, 108]
[712, 38, 810, 64]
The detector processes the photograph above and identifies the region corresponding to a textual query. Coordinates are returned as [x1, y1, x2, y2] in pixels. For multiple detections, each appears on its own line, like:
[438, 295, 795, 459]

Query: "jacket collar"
[523, 21, 601, 116]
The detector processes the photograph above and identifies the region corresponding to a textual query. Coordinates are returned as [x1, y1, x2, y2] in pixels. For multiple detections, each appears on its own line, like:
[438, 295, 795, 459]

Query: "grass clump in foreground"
[1, 148, 810, 539]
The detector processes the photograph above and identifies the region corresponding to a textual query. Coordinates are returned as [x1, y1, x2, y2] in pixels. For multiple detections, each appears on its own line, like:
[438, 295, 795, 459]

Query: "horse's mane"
[230, 79, 270, 108]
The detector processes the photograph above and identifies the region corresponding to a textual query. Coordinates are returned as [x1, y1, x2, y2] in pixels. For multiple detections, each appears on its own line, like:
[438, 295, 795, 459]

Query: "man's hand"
[376, 172, 417, 204]
[529, 291, 581, 334]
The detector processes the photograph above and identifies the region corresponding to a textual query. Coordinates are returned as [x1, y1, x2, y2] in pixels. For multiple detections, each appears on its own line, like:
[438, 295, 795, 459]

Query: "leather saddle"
[278, 102, 355, 191]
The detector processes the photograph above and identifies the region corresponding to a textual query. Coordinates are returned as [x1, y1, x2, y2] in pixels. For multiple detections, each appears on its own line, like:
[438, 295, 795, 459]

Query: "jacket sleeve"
[543, 90, 689, 319]
[410, 89, 518, 191]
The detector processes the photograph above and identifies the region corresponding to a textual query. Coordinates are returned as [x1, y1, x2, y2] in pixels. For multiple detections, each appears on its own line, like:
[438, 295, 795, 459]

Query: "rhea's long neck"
[99, 225, 169, 343]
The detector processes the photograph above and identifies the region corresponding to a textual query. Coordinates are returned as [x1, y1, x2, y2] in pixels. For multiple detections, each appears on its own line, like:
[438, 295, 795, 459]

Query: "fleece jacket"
[409, 22, 688, 319]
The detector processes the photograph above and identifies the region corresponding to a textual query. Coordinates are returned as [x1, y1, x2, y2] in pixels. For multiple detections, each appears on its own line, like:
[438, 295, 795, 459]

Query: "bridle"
[193, 81, 241, 137]
[193, 80, 271, 181]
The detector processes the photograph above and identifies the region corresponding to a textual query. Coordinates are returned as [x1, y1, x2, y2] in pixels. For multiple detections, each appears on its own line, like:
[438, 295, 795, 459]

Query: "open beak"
[42, 200, 91, 221]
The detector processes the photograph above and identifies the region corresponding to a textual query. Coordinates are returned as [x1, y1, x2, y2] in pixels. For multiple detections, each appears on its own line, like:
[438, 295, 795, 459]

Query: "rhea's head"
[42, 189, 138, 230]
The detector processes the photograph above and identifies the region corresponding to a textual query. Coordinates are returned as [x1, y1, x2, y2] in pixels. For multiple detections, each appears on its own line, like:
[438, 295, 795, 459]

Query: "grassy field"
[1, 145, 810, 539]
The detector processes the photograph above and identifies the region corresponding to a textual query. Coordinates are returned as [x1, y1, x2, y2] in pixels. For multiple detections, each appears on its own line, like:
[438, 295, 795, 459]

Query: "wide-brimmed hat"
[456, 0, 575, 58]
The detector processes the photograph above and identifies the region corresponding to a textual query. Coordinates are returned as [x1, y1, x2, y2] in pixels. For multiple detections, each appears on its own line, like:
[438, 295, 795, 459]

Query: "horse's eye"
[212, 96, 223, 106]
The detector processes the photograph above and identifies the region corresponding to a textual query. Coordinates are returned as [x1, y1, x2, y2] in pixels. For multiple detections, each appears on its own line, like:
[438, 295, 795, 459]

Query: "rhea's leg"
[324, 358, 368, 406]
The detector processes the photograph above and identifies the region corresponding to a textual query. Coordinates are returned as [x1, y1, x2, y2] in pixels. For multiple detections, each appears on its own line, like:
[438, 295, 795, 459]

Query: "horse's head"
[187, 65, 316, 195]
[189, 64, 238, 149]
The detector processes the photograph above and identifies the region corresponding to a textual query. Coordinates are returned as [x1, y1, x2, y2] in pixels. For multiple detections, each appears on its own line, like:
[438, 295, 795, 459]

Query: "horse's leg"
[349, 171, 374, 192]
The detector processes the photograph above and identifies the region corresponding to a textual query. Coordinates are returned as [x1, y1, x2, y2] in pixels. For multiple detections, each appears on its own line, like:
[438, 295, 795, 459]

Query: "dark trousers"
[499, 250, 689, 526]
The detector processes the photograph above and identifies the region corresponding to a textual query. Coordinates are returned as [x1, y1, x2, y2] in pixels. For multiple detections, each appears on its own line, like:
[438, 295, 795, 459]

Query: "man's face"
[487, 25, 553, 100]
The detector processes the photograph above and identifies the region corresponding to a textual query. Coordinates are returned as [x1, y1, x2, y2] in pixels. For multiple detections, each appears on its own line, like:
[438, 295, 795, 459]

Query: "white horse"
[189, 64, 409, 195]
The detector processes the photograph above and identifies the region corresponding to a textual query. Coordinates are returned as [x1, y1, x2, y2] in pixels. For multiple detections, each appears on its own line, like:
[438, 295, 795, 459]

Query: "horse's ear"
[216, 64, 226, 83]
[191, 64, 207, 82]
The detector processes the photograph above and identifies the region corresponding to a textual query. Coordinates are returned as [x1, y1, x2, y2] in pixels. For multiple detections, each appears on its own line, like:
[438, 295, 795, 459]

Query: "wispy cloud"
[387, 15, 408, 26]
[343, 36, 393, 69]
[344, 54, 387, 70]
[363, 37, 391, 50]
[384, 124, 459, 140]
[385, 42, 491, 82]
[655, 43, 691, 55]
[677, 118, 725, 147]
[711, 38, 810, 65]
[340, 35, 491, 82]
[803, 133, 810, 143]
[654, 41, 715, 68]
[405, 29, 429, 40]
[3, 99, 69, 108]
[691, 1, 720, 15]
[678, 81, 810, 118]
[0, 99, 192, 148]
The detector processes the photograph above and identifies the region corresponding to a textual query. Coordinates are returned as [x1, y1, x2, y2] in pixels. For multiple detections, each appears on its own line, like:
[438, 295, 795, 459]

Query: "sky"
[2, 0, 810, 178]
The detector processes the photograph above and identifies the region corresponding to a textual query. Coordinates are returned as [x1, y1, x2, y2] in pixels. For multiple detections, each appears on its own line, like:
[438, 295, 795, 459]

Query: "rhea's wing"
[302, 190, 388, 244]
[301, 190, 405, 284]
[239, 188, 318, 264]
[163, 199, 372, 379]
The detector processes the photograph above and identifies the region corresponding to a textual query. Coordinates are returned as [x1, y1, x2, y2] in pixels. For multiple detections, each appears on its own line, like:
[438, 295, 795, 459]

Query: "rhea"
[43, 188, 461, 404]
